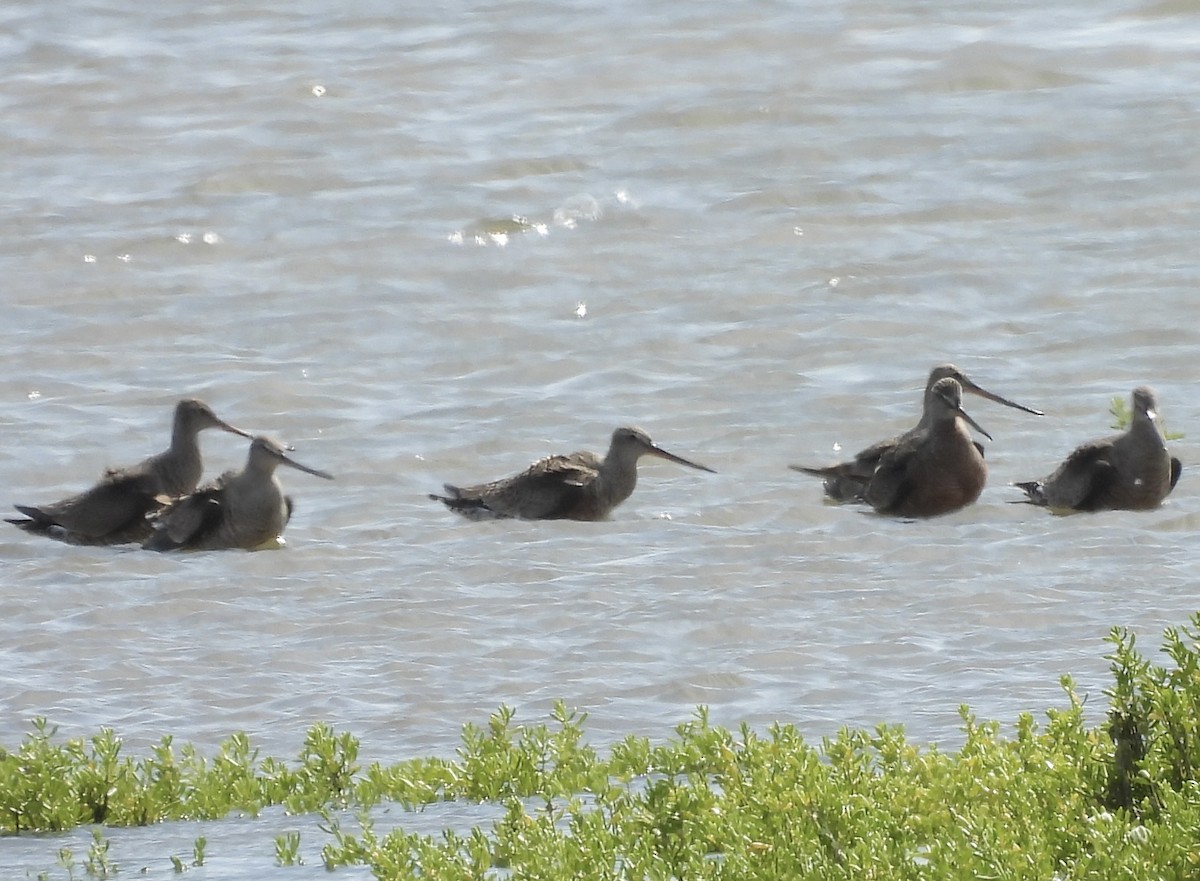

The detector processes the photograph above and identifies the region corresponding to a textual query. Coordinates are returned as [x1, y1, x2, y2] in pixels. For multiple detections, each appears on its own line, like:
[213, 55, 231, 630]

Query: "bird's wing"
[1041, 441, 1116, 511]
[848, 435, 902, 473]
[862, 433, 923, 514]
[145, 493, 223, 550]
[790, 433, 900, 481]
[478, 452, 600, 519]
[144, 470, 234, 549]
[23, 470, 162, 540]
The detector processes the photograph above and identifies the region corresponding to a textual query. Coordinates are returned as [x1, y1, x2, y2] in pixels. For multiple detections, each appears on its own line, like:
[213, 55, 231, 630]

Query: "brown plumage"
[144, 435, 334, 551]
[1014, 386, 1181, 512]
[792, 363, 1041, 502]
[7, 399, 250, 544]
[863, 377, 991, 518]
[430, 426, 715, 521]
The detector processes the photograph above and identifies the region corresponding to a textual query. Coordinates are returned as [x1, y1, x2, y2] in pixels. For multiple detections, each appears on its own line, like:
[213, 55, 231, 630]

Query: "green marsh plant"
[274, 830, 303, 866]
[168, 836, 205, 874]
[82, 828, 113, 877]
[1110, 395, 1183, 440]
[8, 619, 1200, 879]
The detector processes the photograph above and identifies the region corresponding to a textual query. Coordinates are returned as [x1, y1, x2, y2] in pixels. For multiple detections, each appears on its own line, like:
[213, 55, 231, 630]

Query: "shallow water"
[4, 0, 1200, 875]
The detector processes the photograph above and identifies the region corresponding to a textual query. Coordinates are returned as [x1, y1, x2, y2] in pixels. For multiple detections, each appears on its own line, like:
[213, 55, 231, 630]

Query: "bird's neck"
[599, 450, 640, 505]
[1133, 415, 1167, 449]
[157, 423, 203, 495]
[244, 455, 281, 482]
[168, 421, 198, 456]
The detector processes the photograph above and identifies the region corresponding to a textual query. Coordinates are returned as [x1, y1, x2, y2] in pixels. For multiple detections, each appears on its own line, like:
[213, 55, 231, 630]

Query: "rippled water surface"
[4, 0, 1200, 875]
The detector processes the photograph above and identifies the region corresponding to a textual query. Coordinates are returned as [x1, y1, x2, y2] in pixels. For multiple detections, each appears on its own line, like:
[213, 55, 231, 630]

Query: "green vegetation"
[275, 829, 302, 867]
[7, 617, 1200, 879]
[168, 837, 205, 873]
[1110, 395, 1184, 440]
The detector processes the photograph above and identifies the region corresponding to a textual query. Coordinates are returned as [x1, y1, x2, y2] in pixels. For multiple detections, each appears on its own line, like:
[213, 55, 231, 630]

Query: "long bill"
[954, 405, 992, 442]
[279, 449, 336, 480]
[647, 444, 717, 473]
[217, 418, 254, 440]
[960, 378, 1044, 417]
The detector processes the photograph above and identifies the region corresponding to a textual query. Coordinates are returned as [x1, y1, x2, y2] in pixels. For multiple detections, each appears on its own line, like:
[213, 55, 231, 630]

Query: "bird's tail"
[1009, 481, 1044, 505]
[429, 485, 504, 520]
[7, 505, 56, 533]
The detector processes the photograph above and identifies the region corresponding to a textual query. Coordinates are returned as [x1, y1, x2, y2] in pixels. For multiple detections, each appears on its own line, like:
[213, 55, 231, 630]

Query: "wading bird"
[144, 435, 334, 551]
[792, 363, 1041, 502]
[8, 399, 250, 544]
[863, 377, 991, 518]
[430, 425, 715, 521]
[1014, 386, 1181, 512]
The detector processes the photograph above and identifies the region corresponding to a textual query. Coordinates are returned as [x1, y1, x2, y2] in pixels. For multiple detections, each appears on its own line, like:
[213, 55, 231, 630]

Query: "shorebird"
[1013, 386, 1181, 512]
[7, 399, 250, 544]
[144, 435, 334, 551]
[429, 425, 716, 521]
[791, 363, 1042, 502]
[863, 377, 991, 518]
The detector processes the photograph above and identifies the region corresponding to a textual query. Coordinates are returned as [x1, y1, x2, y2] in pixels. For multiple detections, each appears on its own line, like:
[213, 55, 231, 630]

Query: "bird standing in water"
[792, 363, 1041, 502]
[144, 435, 334, 551]
[8, 398, 250, 544]
[1014, 386, 1181, 512]
[863, 377, 992, 518]
[430, 425, 715, 521]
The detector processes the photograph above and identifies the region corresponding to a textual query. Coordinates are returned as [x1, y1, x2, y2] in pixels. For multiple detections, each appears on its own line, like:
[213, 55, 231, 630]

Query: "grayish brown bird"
[144, 435, 334, 551]
[430, 425, 716, 521]
[863, 377, 992, 518]
[1014, 386, 1181, 512]
[791, 363, 1042, 502]
[7, 399, 250, 544]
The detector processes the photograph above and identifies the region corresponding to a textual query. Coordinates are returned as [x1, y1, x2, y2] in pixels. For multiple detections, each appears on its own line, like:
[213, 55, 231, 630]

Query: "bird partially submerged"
[7, 399, 250, 544]
[792, 363, 1042, 502]
[430, 425, 716, 521]
[144, 435, 334, 551]
[1014, 386, 1181, 512]
[863, 377, 992, 518]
